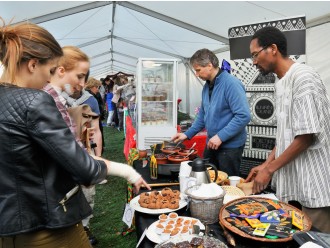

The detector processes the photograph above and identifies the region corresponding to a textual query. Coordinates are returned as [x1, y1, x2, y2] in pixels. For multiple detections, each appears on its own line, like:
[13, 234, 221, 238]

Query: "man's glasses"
[251, 46, 268, 61]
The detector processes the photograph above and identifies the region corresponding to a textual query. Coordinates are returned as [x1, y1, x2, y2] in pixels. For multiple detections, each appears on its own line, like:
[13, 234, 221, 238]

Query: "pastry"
[159, 242, 176, 248]
[176, 241, 191, 248]
[172, 190, 180, 199]
[161, 187, 173, 197]
[168, 200, 179, 209]
[237, 181, 253, 195]
[168, 212, 178, 219]
[161, 199, 169, 209]
[140, 198, 150, 207]
[170, 228, 180, 237]
[155, 198, 163, 209]
[139, 192, 150, 200]
[148, 199, 157, 209]
[138, 188, 181, 209]
[150, 190, 161, 199]
[190, 237, 203, 246]
[159, 214, 167, 221]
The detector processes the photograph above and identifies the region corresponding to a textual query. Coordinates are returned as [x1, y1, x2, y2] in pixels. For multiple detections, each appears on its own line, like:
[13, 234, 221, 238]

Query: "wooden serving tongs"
[220, 221, 236, 246]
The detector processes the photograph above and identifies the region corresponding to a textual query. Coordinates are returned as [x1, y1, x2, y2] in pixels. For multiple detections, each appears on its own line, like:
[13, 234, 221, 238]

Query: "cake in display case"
[136, 58, 178, 150]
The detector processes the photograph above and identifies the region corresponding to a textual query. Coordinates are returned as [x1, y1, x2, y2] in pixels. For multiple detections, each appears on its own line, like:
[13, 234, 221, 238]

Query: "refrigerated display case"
[136, 58, 178, 150]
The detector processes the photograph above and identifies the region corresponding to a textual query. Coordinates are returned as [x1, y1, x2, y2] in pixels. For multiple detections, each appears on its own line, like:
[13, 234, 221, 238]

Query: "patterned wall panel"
[228, 16, 306, 176]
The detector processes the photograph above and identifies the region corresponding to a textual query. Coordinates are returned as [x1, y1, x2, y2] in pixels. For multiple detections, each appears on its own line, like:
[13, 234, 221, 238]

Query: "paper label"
[122, 203, 134, 228]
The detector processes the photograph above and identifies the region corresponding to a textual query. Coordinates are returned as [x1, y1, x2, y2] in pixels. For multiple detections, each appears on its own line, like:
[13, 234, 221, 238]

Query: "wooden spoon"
[187, 142, 196, 153]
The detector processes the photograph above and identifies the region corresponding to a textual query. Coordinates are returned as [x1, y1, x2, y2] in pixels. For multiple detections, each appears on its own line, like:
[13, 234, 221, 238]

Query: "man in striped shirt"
[246, 26, 330, 233]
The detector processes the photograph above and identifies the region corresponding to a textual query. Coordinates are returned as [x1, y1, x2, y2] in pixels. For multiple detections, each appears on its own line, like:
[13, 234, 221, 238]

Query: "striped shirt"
[43, 84, 84, 148]
[272, 63, 330, 208]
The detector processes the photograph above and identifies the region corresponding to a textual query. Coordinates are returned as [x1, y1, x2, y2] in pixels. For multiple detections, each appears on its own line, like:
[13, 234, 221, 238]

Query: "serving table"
[132, 160, 308, 248]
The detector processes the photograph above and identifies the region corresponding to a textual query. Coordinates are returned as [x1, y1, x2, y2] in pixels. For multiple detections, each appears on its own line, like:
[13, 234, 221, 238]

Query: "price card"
[122, 203, 134, 228]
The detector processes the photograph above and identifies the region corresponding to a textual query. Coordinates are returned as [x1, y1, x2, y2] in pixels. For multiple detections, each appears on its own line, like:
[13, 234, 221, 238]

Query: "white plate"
[129, 192, 187, 214]
[146, 217, 205, 244]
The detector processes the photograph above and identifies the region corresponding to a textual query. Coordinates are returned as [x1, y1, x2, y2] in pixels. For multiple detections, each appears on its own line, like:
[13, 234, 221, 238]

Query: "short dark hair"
[252, 27, 287, 57]
[190, 48, 219, 68]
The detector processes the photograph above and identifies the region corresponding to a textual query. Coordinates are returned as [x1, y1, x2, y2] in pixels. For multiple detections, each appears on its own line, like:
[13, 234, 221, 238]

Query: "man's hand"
[246, 163, 272, 194]
[132, 177, 151, 194]
[207, 134, 222, 150]
[171, 133, 187, 144]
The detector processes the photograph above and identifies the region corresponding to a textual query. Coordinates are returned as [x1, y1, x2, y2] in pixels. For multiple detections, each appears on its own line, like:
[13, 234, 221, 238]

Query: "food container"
[177, 149, 198, 160]
[161, 146, 181, 154]
[155, 153, 168, 164]
[159, 214, 168, 221]
[167, 155, 189, 164]
[185, 184, 225, 224]
[168, 212, 178, 220]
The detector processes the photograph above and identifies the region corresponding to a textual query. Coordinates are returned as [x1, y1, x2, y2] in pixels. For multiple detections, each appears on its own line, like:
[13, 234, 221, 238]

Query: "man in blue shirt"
[172, 49, 250, 176]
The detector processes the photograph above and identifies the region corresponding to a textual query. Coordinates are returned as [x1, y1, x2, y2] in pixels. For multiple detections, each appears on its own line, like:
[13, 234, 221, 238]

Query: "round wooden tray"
[219, 197, 312, 242]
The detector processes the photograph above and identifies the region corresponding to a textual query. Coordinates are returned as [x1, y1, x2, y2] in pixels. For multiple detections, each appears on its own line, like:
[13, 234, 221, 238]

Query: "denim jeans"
[203, 145, 244, 176]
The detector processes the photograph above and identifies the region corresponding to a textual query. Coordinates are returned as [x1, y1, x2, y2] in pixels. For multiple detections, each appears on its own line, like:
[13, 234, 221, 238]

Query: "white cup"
[229, 176, 241, 187]
[179, 176, 197, 196]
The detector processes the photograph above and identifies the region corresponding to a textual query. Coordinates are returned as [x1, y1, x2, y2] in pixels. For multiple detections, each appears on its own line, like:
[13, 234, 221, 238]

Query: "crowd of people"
[101, 74, 136, 131]
[0, 14, 329, 248]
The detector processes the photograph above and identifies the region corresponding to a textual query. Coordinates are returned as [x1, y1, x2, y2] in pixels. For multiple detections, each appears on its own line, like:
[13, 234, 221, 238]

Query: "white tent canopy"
[1, 1, 330, 115]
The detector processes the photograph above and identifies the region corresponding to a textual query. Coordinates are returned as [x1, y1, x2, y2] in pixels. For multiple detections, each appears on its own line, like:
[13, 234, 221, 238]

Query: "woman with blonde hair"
[0, 19, 149, 248]
[85, 77, 102, 91]
[45, 46, 101, 245]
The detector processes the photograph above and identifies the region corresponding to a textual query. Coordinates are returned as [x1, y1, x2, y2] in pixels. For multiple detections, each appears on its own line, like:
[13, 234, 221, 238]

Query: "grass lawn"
[91, 112, 192, 247]
[91, 125, 137, 248]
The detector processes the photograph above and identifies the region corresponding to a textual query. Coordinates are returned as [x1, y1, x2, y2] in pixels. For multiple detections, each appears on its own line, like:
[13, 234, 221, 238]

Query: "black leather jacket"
[0, 84, 107, 236]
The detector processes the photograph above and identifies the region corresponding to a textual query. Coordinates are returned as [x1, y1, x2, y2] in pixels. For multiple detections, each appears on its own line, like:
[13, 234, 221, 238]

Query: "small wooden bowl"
[161, 146, 181, 154]
[177, 149, 198, 159]
[167, 154, 189, 164]
[154, 153, 168, 164]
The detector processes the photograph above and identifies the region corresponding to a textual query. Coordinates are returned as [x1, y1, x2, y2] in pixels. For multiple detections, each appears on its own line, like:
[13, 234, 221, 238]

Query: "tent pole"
[184, 61, 191, 116]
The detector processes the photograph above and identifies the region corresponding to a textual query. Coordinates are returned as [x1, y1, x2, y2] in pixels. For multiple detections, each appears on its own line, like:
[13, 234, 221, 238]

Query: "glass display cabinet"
[136, 58, 178, 150]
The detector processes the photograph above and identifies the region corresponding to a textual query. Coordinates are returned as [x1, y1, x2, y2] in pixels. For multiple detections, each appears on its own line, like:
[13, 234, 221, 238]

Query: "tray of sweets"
[219, 197, 312, 242]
